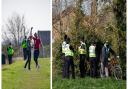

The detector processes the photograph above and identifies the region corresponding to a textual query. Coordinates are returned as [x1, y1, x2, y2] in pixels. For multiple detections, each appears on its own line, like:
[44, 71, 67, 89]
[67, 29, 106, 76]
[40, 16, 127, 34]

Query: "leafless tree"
[2, 13, 29, 46]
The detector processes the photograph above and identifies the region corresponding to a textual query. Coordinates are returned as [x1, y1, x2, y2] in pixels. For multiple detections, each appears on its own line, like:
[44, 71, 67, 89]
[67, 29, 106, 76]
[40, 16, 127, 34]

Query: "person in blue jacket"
[101, 41, 115, 77]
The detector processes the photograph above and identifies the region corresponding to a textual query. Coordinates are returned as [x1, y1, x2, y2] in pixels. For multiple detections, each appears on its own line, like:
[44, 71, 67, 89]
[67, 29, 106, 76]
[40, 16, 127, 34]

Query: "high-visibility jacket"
[65, 44, 74, 57]
[22, 39, 27, 48]
[78, 43, 87, 54]
[7, 47, 14, 55]
[62, 41, 66, 53]
[89, 45, 96, 57]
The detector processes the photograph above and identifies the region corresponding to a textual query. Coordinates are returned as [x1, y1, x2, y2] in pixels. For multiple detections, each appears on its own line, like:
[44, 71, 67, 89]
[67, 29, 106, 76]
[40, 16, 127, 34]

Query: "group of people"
[61, 34, 115, 79]
[5, 28, 42, 71]
[22, 31, 42, 70]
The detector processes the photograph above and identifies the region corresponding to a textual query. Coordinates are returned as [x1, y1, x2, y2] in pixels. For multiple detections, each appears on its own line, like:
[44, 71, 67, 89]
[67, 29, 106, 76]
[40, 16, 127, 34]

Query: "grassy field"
[53, 76, 126, 89]
[2, 58, 50, 89]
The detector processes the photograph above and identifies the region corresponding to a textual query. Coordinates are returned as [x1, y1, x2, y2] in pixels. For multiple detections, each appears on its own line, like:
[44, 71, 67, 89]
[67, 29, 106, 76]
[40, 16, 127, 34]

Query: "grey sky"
[2, 0, 51, 33]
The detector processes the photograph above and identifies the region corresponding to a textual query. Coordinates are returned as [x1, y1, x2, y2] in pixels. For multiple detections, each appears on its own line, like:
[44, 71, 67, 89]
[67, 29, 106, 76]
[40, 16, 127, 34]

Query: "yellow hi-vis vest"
[62, 41, 66, 53]
[65, 44, 74, 57]
[7, 47, 14, 55]
[89, 45, 96, 57]
[78, 46, 86, 54]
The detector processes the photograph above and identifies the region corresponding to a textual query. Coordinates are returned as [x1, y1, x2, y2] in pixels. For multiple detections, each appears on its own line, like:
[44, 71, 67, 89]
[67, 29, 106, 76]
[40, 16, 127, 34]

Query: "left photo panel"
[2, 0, 51, 89]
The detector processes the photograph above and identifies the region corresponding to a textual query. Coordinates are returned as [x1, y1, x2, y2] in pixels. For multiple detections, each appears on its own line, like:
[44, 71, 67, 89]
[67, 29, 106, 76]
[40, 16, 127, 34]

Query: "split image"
[52, 0, 126, 89]
[2, 0, 51, 89]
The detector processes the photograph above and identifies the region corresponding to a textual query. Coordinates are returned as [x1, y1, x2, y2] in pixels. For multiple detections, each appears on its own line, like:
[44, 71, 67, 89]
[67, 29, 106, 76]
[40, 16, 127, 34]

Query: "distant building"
[38, 31, 50, 58]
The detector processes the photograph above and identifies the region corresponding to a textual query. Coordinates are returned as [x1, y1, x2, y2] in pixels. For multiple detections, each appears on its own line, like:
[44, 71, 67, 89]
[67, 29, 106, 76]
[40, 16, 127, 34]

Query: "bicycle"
[100, 56, 122, 80]
[109, 56, 122, 80]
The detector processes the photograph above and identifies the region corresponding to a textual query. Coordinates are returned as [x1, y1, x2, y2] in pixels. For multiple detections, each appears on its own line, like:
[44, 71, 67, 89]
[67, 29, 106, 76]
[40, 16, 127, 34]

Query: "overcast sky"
[2, 0, 51, 34]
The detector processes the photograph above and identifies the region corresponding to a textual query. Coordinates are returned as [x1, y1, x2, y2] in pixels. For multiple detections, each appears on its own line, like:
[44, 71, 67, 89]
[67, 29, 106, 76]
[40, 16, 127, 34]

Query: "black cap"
[80, 36, 84, 42]
[25, 36, 27, 39]
[64, 34, 67, 40]
[67, 37, 70, 43]
[9, 43, 11, 45]
[91, 40, 96, 45]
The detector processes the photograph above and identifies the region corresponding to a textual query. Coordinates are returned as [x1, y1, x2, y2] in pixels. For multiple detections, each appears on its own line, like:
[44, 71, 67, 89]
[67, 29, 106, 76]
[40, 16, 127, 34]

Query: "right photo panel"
[52, 0, 126, 89]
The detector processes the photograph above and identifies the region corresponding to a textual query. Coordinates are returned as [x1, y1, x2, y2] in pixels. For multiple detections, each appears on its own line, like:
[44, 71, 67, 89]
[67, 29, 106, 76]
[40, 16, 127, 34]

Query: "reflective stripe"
[62, 48, 65, 53]
[22, 40, 27, 48]
[89, 46, 96, 57]
[65, 50, 74, 56]
[22, 43, 27, 48]
[8, 47, 14, 55]
[78, 47, 86, 54]
[78, 42, 87, 54]
[65, 44, 74, 56]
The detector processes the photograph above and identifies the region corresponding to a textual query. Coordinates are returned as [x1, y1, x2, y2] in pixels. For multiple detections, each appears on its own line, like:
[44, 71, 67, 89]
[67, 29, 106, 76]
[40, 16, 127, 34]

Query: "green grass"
[53, 76, 126, 89]
[2, 58, 50, 89]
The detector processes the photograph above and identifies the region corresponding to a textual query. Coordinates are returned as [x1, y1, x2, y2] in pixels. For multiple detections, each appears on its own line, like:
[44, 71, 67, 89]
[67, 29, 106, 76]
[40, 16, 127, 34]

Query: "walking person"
[78, 37, 87, 78]
[31, 33, 42, 69]
[7, 43, 14, 64]
[89, 41, 97, 77]
[24, 36, 32, 70]
[22, 36, 27, 60]
[65, 38, 75, 79]
[61, 35, 68, 78]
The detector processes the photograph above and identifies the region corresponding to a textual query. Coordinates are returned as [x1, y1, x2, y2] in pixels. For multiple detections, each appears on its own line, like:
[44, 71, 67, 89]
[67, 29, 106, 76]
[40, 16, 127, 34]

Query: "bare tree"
[2, 13, 30, 57]
[2, 13, 28, 46]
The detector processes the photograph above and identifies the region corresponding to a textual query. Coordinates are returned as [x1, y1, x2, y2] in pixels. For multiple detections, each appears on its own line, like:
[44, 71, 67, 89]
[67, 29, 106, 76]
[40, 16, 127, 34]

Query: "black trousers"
[8, 55, 12, 64]
[61, 53, 66, 78]
[79, 54, 86, 78]
[34, 49, 39, 67]
[65, 56, 75, 79]
[23, 48, 27, 60]
[24, 51, 31, 70]
[90, 57, 97, 77]
[2, 54, 6, 64]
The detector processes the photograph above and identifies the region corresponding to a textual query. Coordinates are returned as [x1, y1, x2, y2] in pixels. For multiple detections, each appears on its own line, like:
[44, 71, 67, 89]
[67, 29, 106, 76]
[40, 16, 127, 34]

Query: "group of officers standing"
[61, 35, 115, 79]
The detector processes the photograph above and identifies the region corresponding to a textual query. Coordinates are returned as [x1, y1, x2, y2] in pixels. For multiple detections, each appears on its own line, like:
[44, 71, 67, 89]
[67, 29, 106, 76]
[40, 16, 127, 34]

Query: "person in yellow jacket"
[89, 41, 97, 77]
[78, 37, 87, 78]
[22, 36, 27, 60]
[65, 37, 75, 79]
[61, 35, 68, 78]
[7, 43, 14, 64]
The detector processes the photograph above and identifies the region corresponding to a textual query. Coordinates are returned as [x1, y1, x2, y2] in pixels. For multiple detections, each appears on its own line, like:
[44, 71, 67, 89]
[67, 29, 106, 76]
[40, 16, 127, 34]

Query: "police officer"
[78, 37, 87, 78]
[24, 36, 32, 70]
[65, 37, 75, 79]
[7, 43, 14, 64]
[61, 35, 68, 78]
[22, 36, 27, 60]
[89, 41, 97, 77]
